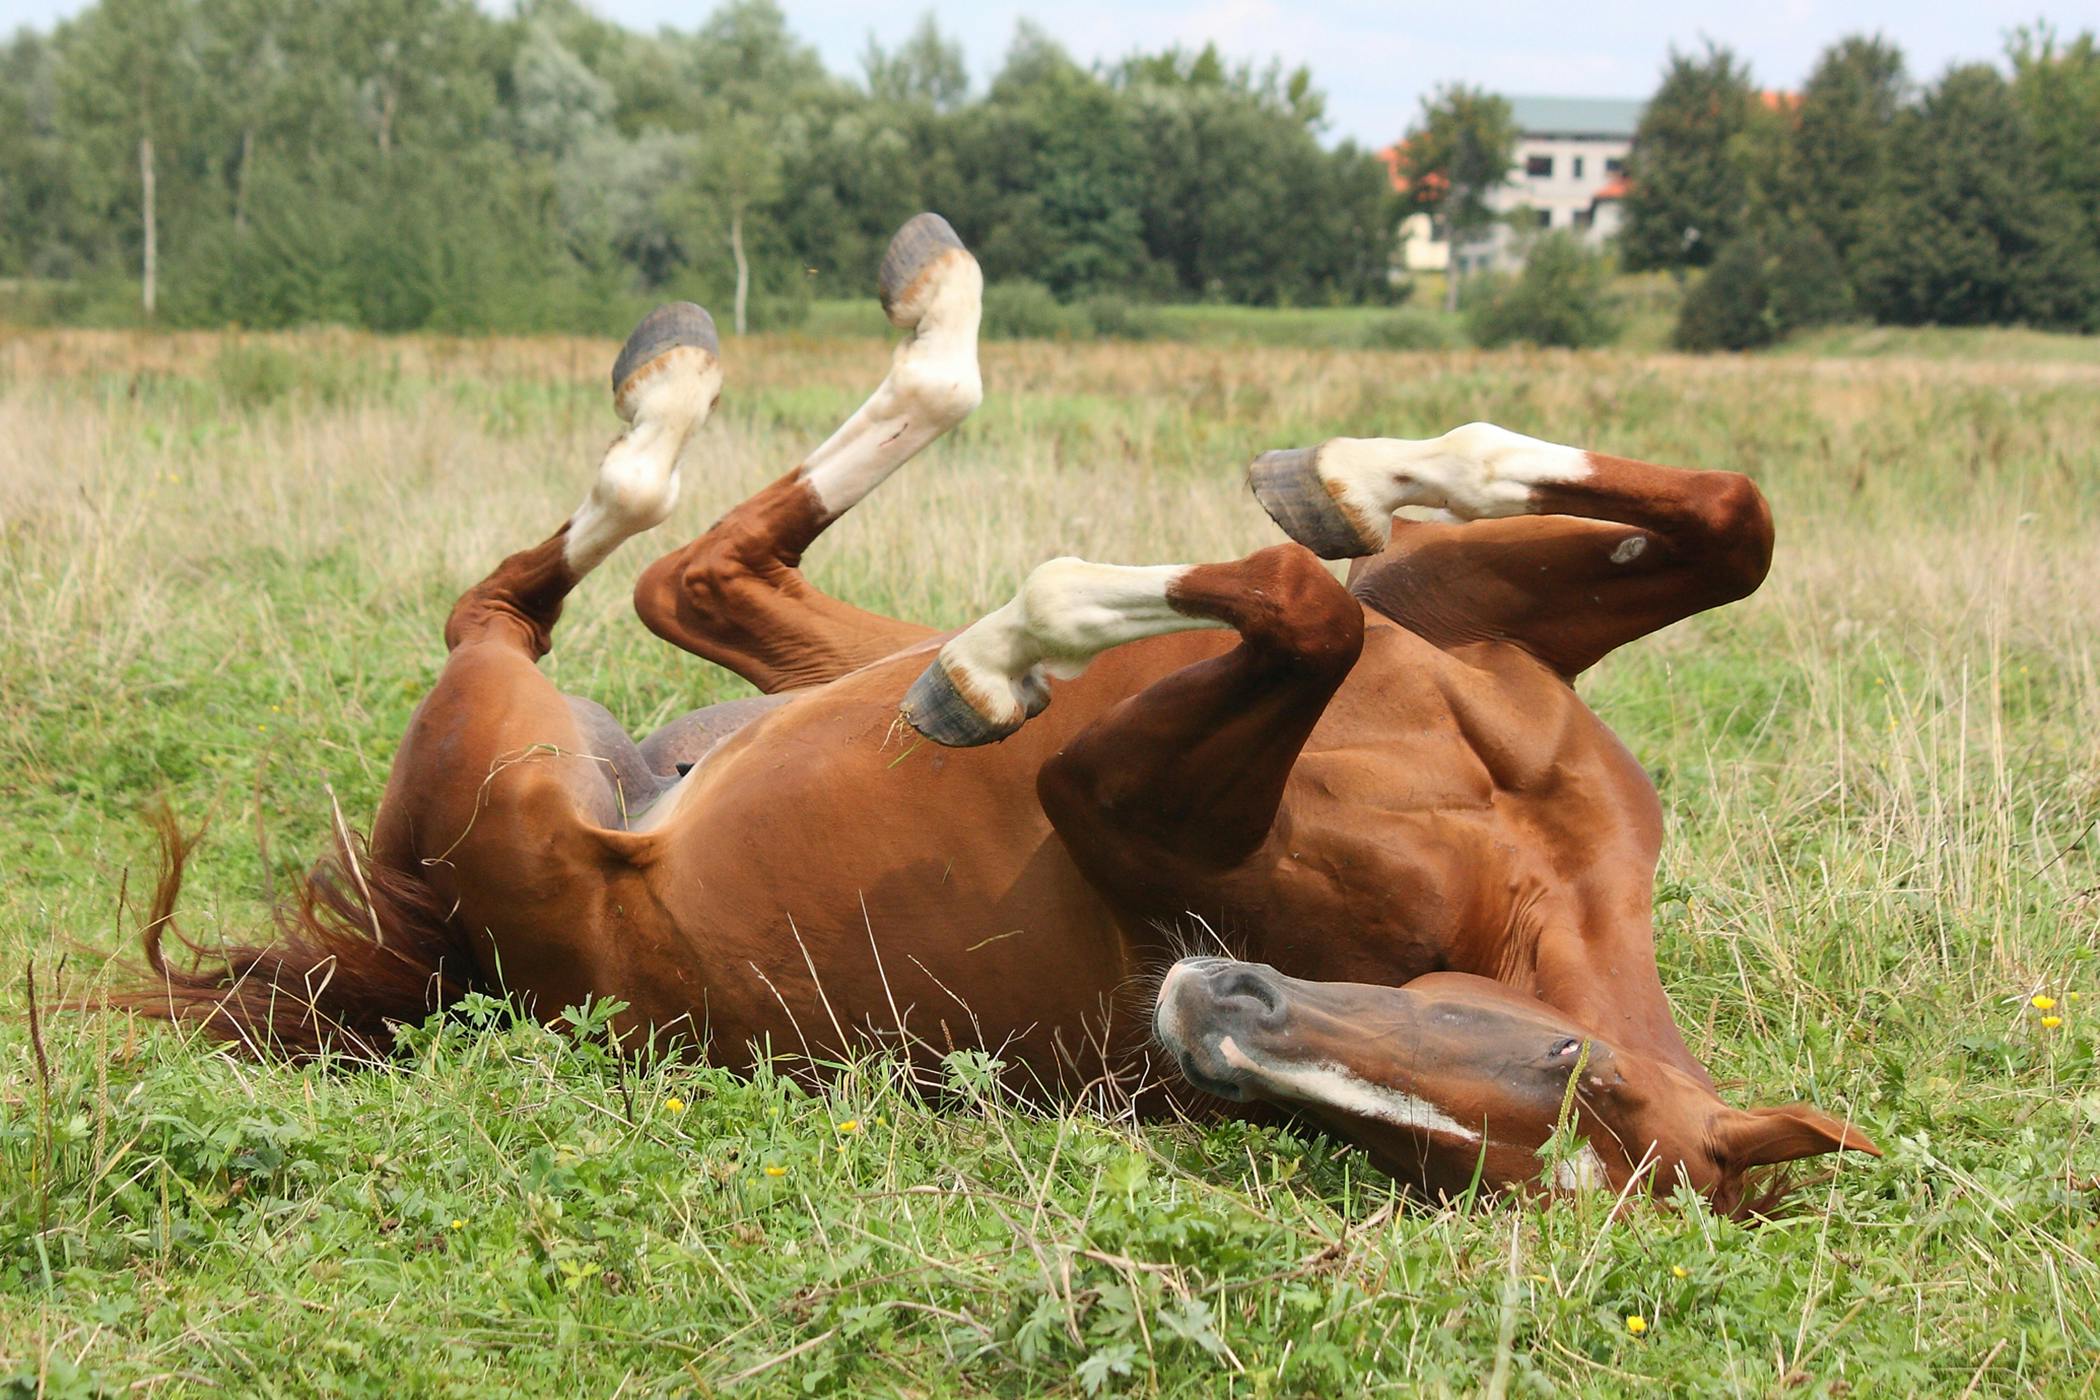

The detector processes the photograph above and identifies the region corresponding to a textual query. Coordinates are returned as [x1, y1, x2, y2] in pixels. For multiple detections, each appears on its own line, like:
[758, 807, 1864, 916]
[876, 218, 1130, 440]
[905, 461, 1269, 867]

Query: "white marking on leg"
[935, 558, 1227, 731]
[1314, 422, 1593, 549]
[1217, 1036, 1482, 1144]
[801, 251, 983, 520]
[565, 347, 723, 576]
[1610, 535, 1647, 564]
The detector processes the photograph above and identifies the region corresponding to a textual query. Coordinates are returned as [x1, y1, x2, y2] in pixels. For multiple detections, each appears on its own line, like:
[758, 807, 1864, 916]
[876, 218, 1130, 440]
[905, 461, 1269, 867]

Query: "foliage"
[1464, 233, 1621, 348]
[1621, 42, 1760, 273]
[981, 277, 1084, 339]
[1674, 224, 1853, 352]
[1620, 28, 2100, 340]
[1392, 84, 1513, 309]
[3, 329, 2099, 1391]
[1850, 64, 2100, 332]
[0, 1, 1398, 330]
[1785, 36, 1907, 279]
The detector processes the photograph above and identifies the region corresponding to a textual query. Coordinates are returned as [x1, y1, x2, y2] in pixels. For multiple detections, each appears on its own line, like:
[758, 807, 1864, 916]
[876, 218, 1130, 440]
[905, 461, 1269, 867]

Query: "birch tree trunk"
[731, 204, 749, 336]
[140, 134, 157, 319]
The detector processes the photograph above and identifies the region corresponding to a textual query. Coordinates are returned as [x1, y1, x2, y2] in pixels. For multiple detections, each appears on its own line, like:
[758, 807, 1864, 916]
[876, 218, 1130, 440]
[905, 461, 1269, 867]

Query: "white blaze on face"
[801, 251, 984, 520]
[565, 348, 723, 575]
[1314, 422, 1594, 549]
[1216, 1036, 1482, 1145]
[936, 557, 1228, 730]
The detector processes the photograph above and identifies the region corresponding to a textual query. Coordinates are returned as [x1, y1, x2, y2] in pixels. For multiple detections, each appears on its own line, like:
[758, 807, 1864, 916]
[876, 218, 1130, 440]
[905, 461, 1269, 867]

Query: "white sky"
[3, 0, 2090, 147]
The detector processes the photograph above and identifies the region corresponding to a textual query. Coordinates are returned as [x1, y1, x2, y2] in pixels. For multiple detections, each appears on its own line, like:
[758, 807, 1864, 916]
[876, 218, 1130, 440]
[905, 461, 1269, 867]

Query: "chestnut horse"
[121, 214, 1876, 1209]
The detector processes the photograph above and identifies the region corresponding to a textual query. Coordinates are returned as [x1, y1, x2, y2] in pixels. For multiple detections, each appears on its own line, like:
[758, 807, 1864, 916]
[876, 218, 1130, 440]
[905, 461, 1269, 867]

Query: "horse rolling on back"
[114, 214, 1878, 1212]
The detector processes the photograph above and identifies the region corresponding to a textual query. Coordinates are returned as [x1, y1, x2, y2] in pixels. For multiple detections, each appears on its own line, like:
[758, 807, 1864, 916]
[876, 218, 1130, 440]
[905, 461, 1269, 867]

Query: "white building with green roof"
[1398, 95, 1645, 278]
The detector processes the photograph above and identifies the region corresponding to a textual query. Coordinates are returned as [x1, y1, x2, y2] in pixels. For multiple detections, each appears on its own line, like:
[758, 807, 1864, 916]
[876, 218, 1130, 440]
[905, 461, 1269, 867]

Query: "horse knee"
[1180, 544, 1365, 674]
[1688, 473, 1774, 603]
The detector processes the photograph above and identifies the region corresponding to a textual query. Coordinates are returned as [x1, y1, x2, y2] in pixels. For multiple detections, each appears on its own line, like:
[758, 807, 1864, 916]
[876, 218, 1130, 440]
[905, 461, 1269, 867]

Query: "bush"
[1358, 309, 1460, 351]
[1080, 295, 1164, 341]
[1674, 225, 1854, 352]
[981, 279, 1084, 340]
[1464, 235, 1621, 349]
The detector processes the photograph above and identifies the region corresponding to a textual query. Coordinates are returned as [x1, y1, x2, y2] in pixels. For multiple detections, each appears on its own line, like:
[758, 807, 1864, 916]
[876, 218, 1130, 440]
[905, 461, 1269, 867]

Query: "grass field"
[3, 324, 2098, 1395]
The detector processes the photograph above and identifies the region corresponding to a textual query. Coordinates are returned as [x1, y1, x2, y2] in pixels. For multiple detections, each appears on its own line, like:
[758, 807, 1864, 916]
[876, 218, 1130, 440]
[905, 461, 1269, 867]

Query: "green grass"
[3, 329, 2098, 1394]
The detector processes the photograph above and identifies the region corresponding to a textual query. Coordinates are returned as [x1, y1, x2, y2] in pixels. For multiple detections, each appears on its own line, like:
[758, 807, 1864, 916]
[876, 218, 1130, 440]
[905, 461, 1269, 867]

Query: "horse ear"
[1715, 1104, 1881, 1168]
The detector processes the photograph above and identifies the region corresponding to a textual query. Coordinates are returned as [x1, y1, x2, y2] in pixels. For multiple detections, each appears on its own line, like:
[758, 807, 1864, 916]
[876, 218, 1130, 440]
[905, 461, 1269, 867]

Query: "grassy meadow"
[2, 322, 2098, 1395]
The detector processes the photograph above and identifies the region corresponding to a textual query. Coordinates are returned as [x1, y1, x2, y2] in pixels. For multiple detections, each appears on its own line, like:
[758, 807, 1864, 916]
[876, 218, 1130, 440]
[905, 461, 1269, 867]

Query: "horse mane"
[100, 807, 482, 1062]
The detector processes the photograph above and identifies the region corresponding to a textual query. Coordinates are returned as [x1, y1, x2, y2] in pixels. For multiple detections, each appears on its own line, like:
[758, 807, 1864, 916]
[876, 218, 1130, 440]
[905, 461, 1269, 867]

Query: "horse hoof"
[878, 213, 967, 328]
[613, 302, 718, 422]
[1248, 447, 1385, 559]
[900, 658, 1044, 747]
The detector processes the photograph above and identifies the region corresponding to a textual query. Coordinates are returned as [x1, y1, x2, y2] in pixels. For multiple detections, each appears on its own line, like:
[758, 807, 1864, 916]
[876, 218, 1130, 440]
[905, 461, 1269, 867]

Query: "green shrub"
[1357, 309, 1460, 351]
[1674, 225, 1854, 352]
[1464, 235, 1621, 349]
[982, 279, 1084, 340]
[1081, 295, 1165, 341]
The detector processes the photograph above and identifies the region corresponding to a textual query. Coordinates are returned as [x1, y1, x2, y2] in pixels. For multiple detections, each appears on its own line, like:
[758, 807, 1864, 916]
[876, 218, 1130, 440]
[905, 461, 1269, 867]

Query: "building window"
[1605, 157, 1625, 175]
[1572, 156, 1585, 179]
[1574, 208, 1594, 230]
[1526, 154, 1554, 178]
[1538, 208, 1553, 228]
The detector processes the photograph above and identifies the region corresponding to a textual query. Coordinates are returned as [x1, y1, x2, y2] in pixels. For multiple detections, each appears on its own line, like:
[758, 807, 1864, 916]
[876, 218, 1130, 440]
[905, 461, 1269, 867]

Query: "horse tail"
[103, 807, 482, 1061]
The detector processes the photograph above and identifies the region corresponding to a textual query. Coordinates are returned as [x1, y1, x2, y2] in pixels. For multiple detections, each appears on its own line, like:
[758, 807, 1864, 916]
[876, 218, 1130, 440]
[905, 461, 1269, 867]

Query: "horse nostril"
[1218, 968, 1284, 1018]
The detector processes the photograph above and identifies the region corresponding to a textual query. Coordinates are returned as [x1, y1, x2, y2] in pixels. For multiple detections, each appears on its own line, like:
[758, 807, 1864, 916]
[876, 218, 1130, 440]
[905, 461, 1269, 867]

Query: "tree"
[56, 0, 196, 316]
[1851, 64, 2100, 331]
[1391, 85, 1514, 310]
[1621, 43, 1758, 274]
[863, 13, 966, 110]
[2009, 25, 2100, 234]
[1788, 36, 1906, 270]
[668, 0, 832, 333]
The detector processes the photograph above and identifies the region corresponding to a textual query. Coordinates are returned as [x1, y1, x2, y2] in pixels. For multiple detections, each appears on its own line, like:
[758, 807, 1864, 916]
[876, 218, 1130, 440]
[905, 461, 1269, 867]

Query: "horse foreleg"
[633, 214, 982, 693]
[902, 544, 1363, 897]
[1251, 421, 1774, 676]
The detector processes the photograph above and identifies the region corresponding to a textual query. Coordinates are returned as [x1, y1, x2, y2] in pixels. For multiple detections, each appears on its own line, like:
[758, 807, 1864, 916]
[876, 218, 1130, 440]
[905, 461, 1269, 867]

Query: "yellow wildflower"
[1625, 1315, 1647, 1335]
[2069, 993, 2082, 1003]
[450, 1218, 465, 1230]
[664, 1096, 686, 1114]
[2042, 1015, 2063, 1029]
[1671, 1265, 1689, 1279]
[763, 1164, 788, 1178]
[836, 1119, 862, 1134]
[2032, 995, 2058, 1012]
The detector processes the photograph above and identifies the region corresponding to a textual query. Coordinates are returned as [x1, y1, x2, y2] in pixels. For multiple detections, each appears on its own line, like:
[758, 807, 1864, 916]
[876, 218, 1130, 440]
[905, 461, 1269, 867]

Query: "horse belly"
[646, 683, 1140, 1081]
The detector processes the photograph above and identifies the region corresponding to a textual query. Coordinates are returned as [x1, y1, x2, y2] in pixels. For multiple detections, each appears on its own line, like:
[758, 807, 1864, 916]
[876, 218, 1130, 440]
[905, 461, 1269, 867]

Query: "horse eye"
[1551, 1038, 1581, 1059]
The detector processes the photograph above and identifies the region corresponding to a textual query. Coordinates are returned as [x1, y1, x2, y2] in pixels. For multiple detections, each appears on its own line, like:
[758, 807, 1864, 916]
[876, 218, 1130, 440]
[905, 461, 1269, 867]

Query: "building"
[1388, 95, 1645, 278]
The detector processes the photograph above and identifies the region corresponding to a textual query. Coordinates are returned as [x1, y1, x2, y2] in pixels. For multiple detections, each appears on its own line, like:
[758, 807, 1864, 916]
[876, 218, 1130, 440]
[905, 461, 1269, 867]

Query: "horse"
[115, 213, 1877, 1211]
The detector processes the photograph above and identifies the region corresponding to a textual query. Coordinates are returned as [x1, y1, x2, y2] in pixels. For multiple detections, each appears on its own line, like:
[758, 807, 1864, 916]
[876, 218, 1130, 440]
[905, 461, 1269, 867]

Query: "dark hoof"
[899, 658, 1045, 748]
[613, 302, 718, 408]
[878, 213, 967, 326]
[1248, 447, 1382, 559]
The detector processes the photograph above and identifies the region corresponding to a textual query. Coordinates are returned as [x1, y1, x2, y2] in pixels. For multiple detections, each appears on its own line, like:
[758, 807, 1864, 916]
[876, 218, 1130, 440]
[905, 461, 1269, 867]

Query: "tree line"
[1396, 25, 2100, 350]
[0, 0, 1399, 334]
[8, 3, 2099, 346]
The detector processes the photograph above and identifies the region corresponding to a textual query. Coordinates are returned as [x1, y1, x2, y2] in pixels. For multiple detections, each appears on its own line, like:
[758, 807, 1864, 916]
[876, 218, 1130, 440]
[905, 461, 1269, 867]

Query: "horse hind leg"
[632, 213, 983, 694]
[383, 304, 725, 850]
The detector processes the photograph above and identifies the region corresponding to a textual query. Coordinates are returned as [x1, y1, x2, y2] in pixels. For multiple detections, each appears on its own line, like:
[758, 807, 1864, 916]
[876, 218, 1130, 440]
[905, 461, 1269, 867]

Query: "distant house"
[1387, 95, 1645, 278]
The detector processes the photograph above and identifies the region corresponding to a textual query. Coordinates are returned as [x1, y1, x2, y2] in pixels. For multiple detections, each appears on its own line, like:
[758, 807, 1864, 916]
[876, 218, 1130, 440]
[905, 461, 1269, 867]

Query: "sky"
[3, 0, 2089, 148]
